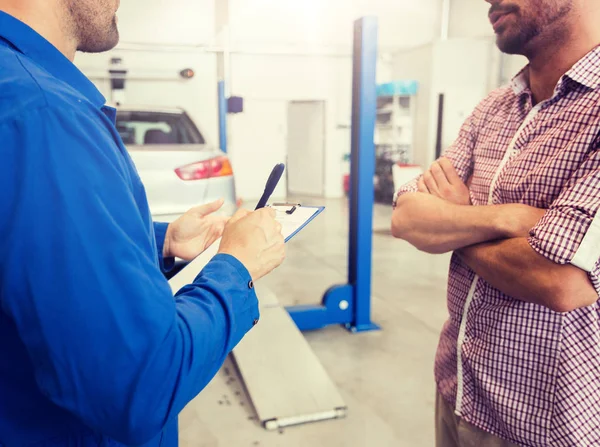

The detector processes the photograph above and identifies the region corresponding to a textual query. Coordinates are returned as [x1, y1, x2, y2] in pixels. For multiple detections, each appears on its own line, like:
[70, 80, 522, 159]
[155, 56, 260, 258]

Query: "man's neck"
[526, 12, 600, 104]
[527, 41, 595, 104]
[0, 2, 77, 60]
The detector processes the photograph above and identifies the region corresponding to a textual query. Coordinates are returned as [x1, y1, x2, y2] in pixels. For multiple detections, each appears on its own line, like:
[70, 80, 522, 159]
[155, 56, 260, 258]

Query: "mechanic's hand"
[418, 158, 472, 206]
[218, 208, 286, 281]
[163, 199, 229, 261]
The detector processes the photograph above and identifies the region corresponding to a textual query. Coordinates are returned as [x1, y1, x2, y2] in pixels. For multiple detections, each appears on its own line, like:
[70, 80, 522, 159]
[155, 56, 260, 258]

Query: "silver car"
[116, 106, 237, 222]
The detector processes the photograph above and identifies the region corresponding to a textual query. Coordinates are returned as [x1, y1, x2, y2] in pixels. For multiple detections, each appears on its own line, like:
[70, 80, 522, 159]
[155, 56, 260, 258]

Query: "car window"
[116, 111, 206, 146]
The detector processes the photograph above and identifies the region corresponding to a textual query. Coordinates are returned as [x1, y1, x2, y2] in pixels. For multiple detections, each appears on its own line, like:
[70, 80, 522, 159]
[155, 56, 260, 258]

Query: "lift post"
[287, 17, 380, 333]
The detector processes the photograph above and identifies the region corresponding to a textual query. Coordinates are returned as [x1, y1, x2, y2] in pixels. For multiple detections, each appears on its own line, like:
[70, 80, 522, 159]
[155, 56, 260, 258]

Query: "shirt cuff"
[153, 222, 175, 273]
[208, 253, 254, 284]
[528, 208, 591, 269]
[393, 177, 420, 209]
[199, 253, 260, 338]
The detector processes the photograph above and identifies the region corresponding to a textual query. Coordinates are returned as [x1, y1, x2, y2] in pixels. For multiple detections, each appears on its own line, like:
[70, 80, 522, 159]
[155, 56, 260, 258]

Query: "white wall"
[502, 53, 529, 81]
[228, 54, 360, 199]
[229, 0, 442, 50]
[117, 0, 215, 45]
[448, 0, 493, 39]
[392, 45, 434, 169]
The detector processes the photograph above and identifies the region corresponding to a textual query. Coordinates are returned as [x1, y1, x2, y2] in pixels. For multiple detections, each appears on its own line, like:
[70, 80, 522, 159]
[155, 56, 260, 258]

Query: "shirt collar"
[562, 45, 600, 90]
[0, 11, 106, 108]
[511, 67, 530, 96]
[510, 45, 600, 96]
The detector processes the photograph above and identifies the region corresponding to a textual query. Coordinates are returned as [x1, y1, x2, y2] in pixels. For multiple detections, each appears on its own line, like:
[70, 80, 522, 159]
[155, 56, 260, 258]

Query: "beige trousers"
[436, 393, 520, 447]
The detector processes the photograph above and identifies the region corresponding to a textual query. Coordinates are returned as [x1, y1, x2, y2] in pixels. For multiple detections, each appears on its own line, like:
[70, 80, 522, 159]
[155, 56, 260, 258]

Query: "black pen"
[255, 163, 285, 210]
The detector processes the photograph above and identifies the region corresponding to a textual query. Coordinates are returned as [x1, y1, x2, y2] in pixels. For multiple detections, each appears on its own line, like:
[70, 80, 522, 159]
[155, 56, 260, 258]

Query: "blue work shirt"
[0, 11, 259, 447]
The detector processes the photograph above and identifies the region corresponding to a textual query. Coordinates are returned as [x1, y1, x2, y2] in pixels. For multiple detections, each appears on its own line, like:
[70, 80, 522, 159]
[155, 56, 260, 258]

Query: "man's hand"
[163, 199, 229, 261]
[218, 208, 286, 281]
[418, 158, 471, 205]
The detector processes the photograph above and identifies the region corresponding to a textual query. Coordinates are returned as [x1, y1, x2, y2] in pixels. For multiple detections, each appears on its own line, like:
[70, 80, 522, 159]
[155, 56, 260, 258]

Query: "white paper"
[271, 205, 321, 241]
[168, 205, 322, 294]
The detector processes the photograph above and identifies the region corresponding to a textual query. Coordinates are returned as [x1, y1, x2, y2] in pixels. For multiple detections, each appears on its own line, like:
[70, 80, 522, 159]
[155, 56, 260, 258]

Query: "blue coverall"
[0, 11, 259, 446]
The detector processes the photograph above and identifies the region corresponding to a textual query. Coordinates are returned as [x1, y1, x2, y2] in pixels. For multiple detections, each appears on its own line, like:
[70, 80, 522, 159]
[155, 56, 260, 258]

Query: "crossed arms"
[391, 158, 598, 313]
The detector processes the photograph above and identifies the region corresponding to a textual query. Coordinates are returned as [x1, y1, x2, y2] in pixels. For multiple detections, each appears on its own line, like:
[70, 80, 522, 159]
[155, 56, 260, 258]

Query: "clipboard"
[169, 203, 324, 293]
[271, 203, 325, 243]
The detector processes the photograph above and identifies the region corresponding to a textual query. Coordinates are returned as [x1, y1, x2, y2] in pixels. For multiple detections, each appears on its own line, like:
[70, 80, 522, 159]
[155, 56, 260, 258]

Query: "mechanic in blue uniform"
[0, 0, 286, 445]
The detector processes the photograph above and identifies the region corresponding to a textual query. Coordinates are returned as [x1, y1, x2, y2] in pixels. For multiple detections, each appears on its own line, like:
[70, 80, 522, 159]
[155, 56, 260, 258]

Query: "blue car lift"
[286, 17, 381, 334]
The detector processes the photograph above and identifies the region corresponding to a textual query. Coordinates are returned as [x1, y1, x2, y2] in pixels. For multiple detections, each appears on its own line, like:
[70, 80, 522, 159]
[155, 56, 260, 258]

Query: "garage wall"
[229, 0, 442, 50]
[503, 53, 529, 80]
[227, 54, 367, 200]
[448, 0, 493, 39]
[117, 0, 215, 45]
[392, 45, 434, 169]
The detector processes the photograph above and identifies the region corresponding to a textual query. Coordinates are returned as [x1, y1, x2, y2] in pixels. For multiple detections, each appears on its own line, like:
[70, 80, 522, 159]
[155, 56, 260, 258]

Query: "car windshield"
[116, 111, 205, 146]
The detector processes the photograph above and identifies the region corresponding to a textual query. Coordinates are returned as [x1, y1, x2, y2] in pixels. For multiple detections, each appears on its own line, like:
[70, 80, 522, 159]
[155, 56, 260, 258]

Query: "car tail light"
[175, 156, 234, 181]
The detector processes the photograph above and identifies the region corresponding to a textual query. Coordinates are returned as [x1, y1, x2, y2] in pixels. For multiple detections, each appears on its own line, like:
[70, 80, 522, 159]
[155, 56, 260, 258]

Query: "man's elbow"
[545, 268, 598, 313]
[391, 194, 416, 240]
[391, 217, 408, 240]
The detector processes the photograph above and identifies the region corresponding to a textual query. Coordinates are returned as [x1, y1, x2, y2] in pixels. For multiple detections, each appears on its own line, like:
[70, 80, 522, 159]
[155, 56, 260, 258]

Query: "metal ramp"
[169, 244, 347, 430]
[233, 285, 346, 430]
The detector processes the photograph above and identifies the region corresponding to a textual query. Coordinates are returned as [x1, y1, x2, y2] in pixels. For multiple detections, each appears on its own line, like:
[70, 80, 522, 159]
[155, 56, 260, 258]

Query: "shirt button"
[253, 319, 259, 326]
[248, 280, 254, 289]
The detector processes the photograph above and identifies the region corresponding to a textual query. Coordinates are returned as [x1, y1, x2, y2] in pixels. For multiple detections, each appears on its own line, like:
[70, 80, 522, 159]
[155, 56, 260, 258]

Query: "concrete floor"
[179, 197, 452, 447]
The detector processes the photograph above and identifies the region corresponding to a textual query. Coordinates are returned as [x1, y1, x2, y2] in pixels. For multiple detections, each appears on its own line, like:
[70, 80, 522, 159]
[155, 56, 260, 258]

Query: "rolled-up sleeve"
[529, 149, 600, 276]
[0, 106, 258, 445]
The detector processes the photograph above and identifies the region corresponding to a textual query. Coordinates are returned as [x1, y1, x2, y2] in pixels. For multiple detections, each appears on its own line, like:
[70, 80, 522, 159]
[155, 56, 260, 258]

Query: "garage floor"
[179, 197, 452, 447]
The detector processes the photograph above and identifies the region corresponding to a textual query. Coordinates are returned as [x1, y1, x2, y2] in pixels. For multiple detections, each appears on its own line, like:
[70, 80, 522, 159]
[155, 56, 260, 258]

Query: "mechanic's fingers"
[438, 158, 463, 185]
[256, 207, 277, 219]
[190, 199, 225, 217]
[228, 208, 252, 225]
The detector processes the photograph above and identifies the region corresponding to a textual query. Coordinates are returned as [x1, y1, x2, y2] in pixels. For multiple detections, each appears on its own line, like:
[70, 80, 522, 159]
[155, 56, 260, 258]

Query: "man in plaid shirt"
[393, 1, 600, 446]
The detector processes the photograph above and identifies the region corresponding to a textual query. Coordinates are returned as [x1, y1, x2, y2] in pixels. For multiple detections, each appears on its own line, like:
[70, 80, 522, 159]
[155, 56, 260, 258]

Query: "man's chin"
[495, 33, 526, 55]
[78, 34, 120, 54]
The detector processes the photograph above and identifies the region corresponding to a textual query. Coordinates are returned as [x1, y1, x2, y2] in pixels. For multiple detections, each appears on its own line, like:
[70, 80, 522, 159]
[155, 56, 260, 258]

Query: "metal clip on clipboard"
[272, 202, 301, 215]
[270, 203, 325, 243]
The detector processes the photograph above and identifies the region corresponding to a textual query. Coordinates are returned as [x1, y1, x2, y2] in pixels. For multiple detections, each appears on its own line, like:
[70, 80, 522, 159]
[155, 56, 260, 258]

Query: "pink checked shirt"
[396, 46, 600, 447]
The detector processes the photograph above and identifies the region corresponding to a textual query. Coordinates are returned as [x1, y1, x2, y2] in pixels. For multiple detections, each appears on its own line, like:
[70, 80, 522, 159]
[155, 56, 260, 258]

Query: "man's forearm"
[392, 193, 527, 254]
[457, 238, 598, 312]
